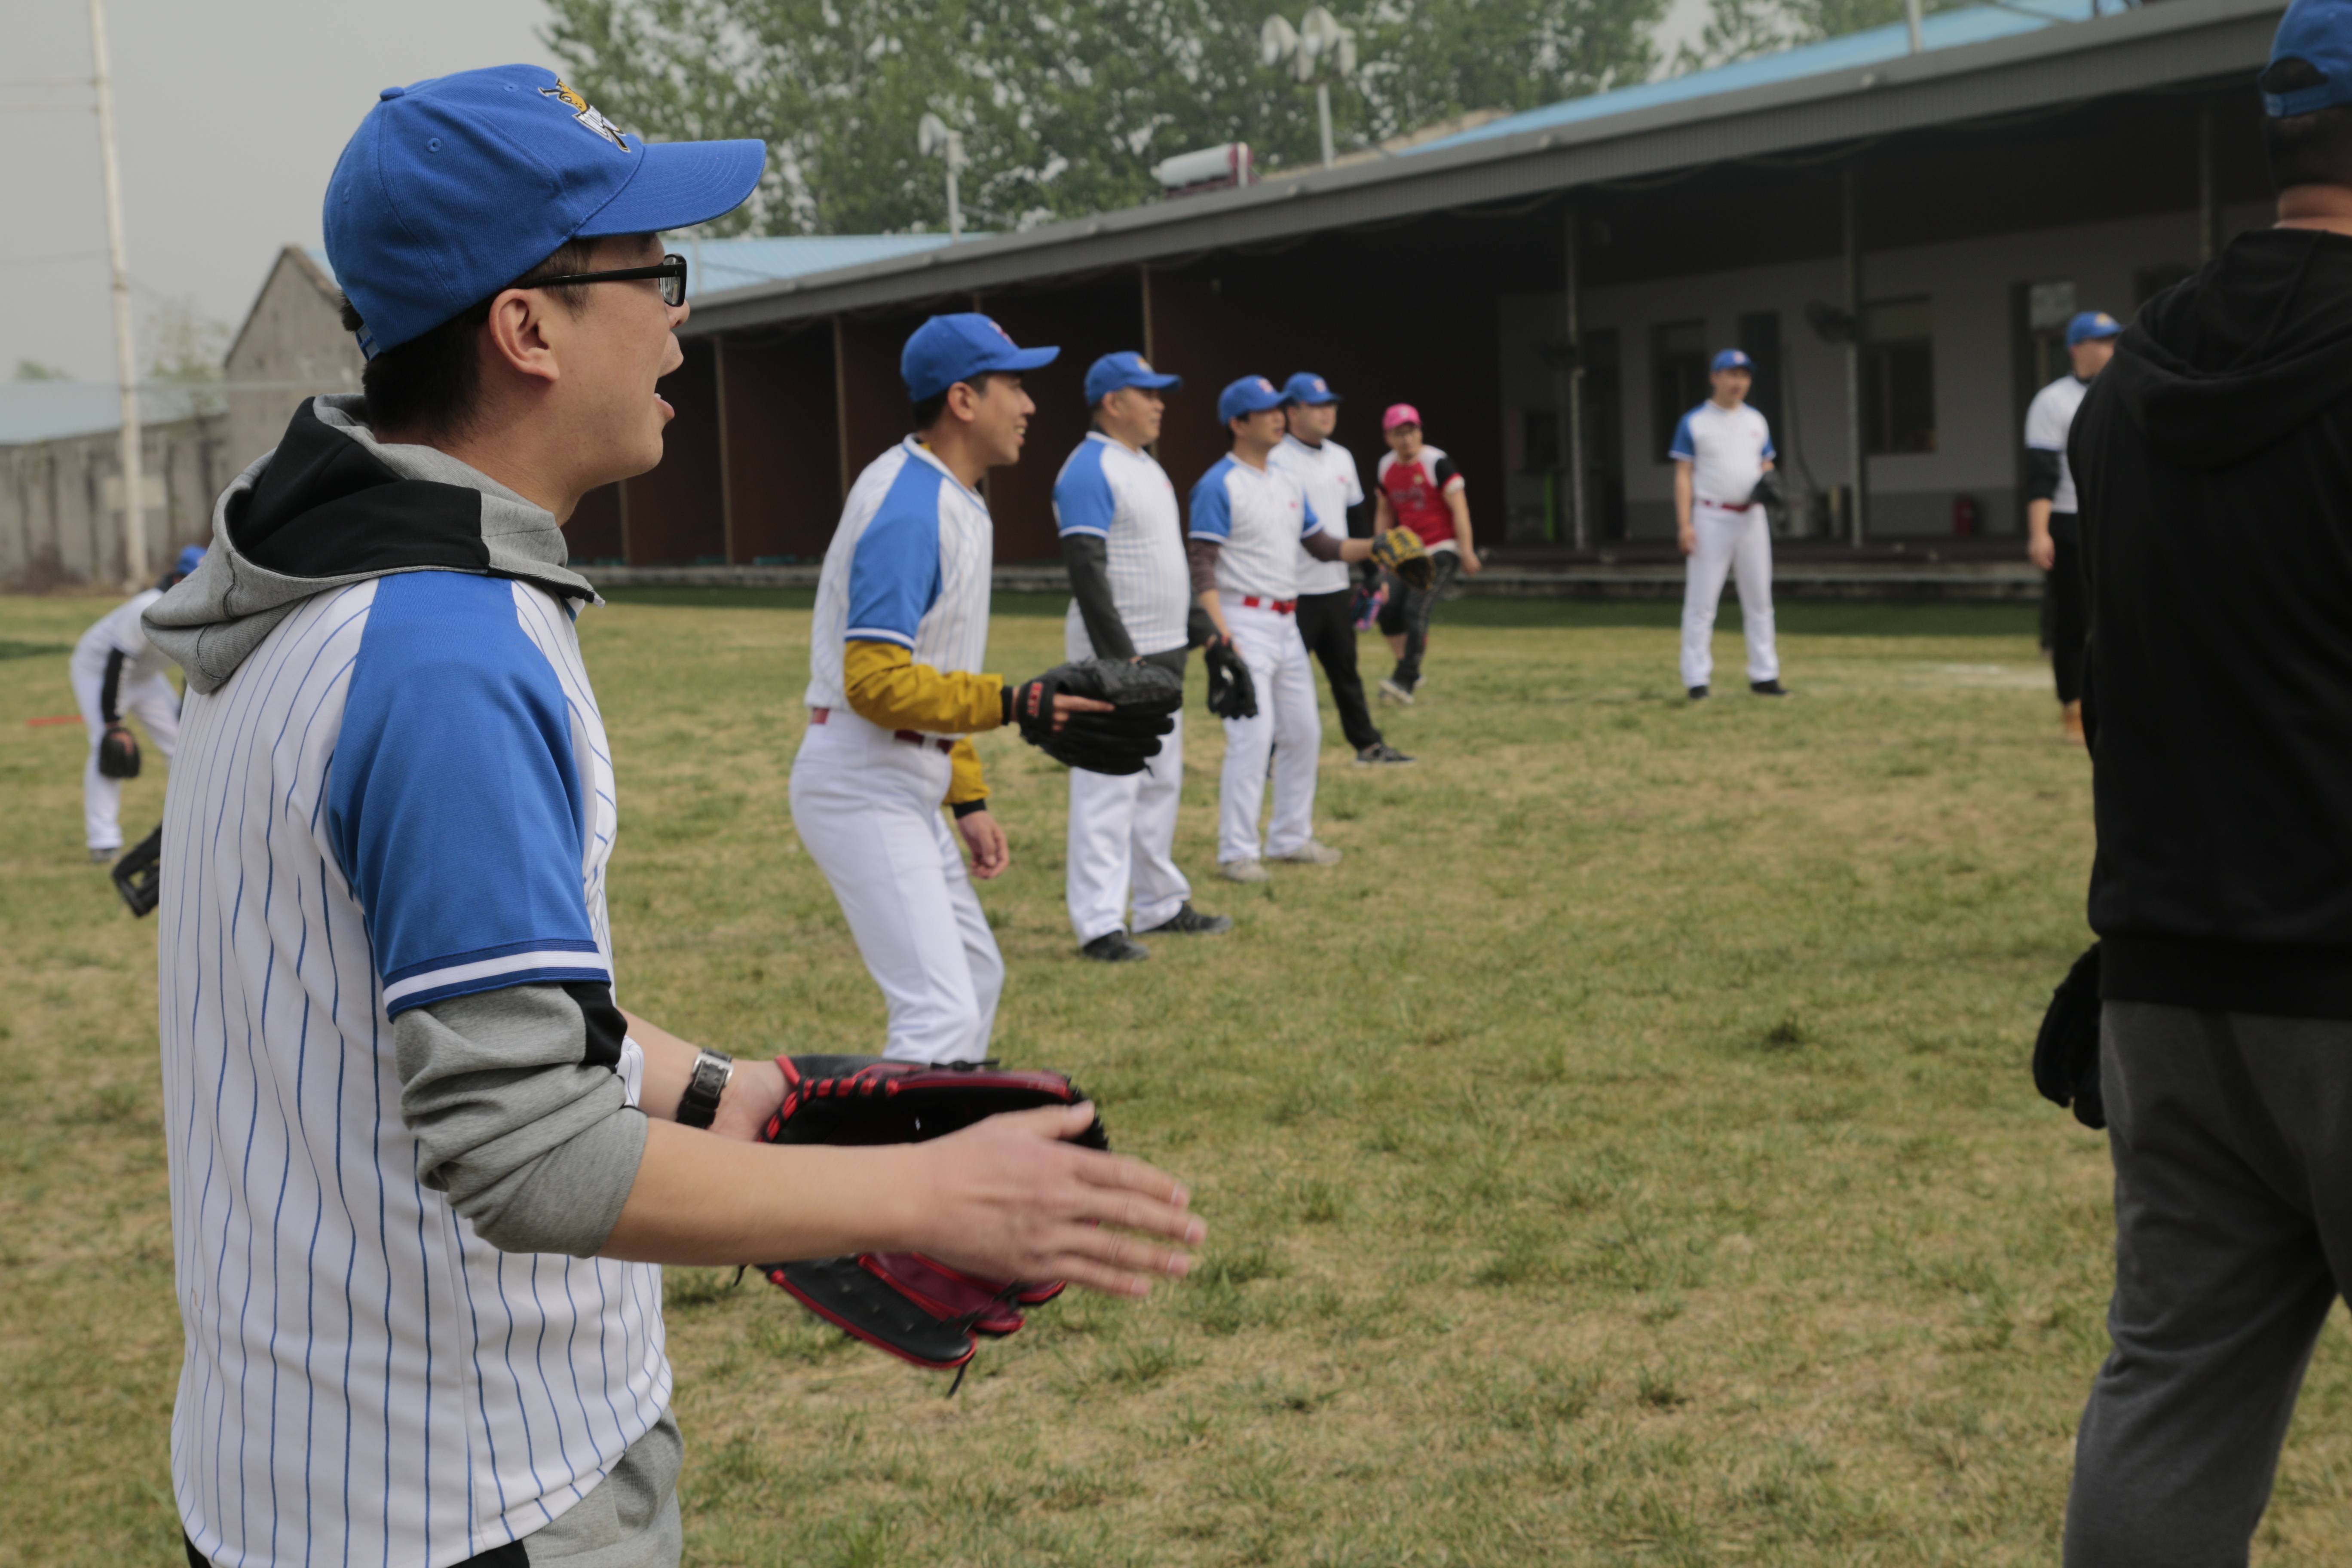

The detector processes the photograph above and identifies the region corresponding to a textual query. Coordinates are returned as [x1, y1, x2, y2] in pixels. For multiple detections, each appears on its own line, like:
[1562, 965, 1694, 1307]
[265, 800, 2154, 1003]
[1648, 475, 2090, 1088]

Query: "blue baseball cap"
[1712, 349, 1753, 373]
[2264, 0, 2352, 116]
[902, 314, 1059, 401]
[2066, 310, 2122, 347]
[1217, 375, 1286, 425]
[1280, 371, 1340, 405]
[174, 545, 205, 576]
[324, 65, 766, 357]
[1083, 351, 1180, 406]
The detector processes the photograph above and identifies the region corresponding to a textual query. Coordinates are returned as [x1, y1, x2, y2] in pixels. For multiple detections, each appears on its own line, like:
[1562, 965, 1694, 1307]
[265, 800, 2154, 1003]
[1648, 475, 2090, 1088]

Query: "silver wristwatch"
[677, 1048, 735, 1130]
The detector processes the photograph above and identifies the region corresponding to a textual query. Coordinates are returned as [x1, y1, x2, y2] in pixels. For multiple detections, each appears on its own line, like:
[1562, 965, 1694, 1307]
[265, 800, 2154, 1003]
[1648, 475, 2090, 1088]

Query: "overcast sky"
[4, 0, 1711, 384]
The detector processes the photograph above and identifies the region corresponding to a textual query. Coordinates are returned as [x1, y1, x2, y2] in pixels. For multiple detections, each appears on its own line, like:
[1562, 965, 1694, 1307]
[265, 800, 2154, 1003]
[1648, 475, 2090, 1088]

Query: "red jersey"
[1375, 445, 1464, 547]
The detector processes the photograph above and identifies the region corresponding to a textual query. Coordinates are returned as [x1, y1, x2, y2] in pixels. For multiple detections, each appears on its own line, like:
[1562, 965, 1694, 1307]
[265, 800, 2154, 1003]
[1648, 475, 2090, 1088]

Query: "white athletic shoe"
[1220, 858, 1270, 884]
[1271, 840, 1343, 867]
[1377, 677, 1415, 706]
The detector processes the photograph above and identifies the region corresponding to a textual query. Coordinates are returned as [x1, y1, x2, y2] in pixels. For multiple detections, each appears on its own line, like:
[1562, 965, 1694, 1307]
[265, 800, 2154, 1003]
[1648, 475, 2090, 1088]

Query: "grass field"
[8, 587, 2352, 1566]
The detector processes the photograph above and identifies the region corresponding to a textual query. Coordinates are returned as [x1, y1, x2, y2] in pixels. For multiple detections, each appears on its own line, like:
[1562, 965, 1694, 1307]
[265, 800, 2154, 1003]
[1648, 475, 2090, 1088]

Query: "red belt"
[808, 707, 953, 754]
[1699, 498, 1756, 511]
[1239, 596, 1297, 613]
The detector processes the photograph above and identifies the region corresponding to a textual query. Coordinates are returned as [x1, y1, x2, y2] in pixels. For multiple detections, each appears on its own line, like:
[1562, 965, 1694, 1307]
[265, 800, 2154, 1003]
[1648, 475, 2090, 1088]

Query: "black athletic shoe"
[1688, 685, 1709, 700]
[1080, 930, 1150, 962]
[1354, 742, 1416, 766]
[1749, 679, 1788, 697]
[1137, 902, 1233, 937]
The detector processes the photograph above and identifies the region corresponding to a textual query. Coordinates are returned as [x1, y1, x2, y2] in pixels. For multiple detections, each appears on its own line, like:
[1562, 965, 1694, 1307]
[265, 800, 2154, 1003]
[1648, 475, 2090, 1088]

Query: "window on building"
[1862, 297, 1935, 455]
[1651, 319, 1709, 463]
[1736, 310, 1783, 437]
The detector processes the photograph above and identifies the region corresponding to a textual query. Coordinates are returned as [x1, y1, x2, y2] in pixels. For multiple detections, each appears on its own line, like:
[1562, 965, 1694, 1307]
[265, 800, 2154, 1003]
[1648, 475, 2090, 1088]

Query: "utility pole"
[1905, 0, 1924, 53]
[1315, 81, 1335, 169]
[90, 0, 145, 587]
[919, 115, 966, 242]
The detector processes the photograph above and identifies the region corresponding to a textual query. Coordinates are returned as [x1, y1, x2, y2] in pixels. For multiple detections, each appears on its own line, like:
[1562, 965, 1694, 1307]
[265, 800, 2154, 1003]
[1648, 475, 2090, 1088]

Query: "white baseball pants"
[1218, 602, 1320, 865]
[790, 709, 1002, 1064]
[1681, 503, 1779, 690]
[70, 653, 178, 853]
[1066, 710, 1190, 943]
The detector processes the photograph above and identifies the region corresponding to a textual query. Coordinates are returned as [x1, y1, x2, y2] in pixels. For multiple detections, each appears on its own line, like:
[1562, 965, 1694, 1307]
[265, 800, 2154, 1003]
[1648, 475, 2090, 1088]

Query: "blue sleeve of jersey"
[329, 573, 606, 1016]
[1054, 443, 1115, 538]
[1299, 491, 1323, 537]
[1188, 465, 1233, 540]
[845, 465, 945, 647]
[1668, 410, 1698, 462]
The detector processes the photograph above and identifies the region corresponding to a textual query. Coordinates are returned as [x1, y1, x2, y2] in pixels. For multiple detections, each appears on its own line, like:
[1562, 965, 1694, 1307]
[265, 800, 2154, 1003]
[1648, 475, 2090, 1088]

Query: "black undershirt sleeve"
[1187, 537, 1222, 596]
[2023, 449, 2062, 505]
[1346, 499, 1373, 540]
[1300, 530, 1345, 563]
[1060, 533, 1136, 661]
[100, 648, 126, 725]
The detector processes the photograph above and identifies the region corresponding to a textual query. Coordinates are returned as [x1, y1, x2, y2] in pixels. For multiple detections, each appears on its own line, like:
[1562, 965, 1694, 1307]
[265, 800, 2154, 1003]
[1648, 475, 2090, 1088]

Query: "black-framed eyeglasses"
[522, 253, 689, 308]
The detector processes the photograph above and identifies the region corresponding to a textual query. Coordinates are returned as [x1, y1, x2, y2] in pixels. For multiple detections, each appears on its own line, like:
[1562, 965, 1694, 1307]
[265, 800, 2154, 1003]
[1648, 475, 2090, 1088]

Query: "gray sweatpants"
[2064, 1001, 2352, 1566]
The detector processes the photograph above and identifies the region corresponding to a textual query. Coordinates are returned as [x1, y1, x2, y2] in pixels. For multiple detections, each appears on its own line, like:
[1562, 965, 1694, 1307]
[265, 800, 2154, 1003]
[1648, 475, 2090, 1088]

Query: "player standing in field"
[1191, 376, 1382, 881]
[144, 70, 1198, 1568]
[2024, 309, 2120, 744]
[1054, 351, 1233, 962]
[1373, 404, 1480, 704]
[1672, 348, 1787, 700]
[793, 314, 1121, 1057]
[68, 542, 200, 860]
[1271, 373, 1412, 766]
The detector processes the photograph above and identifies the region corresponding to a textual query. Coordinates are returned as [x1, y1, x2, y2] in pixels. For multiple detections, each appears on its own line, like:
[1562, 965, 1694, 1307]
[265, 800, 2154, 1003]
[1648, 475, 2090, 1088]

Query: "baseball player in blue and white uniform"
[1054, 352, 1233, 962]
[1672, 348, 1785, 699]
[2024, 309, 2120, 741]
[1189, 376, 1381, 880]
[145, 70, 1198, 1568]
[794, 313, 1118, 1057]
[68, 542, 201, 858]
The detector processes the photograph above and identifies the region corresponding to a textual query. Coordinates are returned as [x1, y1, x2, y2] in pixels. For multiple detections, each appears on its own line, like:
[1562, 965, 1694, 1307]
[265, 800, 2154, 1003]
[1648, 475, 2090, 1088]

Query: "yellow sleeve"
[842, 639, 1006, 736]
[946, 738, 988, 807]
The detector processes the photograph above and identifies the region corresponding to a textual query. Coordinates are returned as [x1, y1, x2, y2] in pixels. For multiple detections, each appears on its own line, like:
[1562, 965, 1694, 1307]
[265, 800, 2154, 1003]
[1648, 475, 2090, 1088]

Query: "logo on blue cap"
[1084, 352, 1182, 405]
[901, 314, 1060, 401]
[325, 64, 765, 357]
[2066, 311, 2121, 347]
[1217, 376, 1286, 426]
[1280, 372, 1339, 405]
[1712, 349, 1753, 374]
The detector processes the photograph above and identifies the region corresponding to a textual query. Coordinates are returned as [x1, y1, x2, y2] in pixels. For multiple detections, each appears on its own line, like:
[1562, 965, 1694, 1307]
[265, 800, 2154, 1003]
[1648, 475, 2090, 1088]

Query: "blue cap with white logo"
[2263, 0, 2352, 116]
[2067, 310, 2122, 347]
[1084, 351, 1180, 406]
[1712, 349, 1753, 374]
[1280, 371, 1340, 405]
[1218, 375, 1286, 425]
[901, 314, 1058, 401]
[324, 65, 766, 358]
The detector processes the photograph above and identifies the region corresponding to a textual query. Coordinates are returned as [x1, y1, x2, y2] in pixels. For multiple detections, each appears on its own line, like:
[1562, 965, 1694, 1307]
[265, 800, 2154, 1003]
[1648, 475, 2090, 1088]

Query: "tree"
[12, 360, 70, 382]
[1675, 0, 1968, 73]
[541, 0, 1665, 236]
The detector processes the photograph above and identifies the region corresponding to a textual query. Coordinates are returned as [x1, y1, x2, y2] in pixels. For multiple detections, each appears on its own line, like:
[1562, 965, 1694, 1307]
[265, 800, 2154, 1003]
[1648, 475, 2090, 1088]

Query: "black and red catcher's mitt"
[755, 1055, 1108, 1375]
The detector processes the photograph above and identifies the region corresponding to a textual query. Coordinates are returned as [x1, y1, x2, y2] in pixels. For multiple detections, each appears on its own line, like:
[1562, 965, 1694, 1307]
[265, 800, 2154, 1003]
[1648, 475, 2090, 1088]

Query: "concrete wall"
[1497, 198, 2274, 542]
[0, 414, 227, 588]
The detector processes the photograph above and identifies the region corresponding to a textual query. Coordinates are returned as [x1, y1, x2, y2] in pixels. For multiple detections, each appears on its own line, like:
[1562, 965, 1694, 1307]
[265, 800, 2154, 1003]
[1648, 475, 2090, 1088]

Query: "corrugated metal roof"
[670, 234, 979, 298]
[1413, 0, 2100, 153]
[0, 382, 219, 447]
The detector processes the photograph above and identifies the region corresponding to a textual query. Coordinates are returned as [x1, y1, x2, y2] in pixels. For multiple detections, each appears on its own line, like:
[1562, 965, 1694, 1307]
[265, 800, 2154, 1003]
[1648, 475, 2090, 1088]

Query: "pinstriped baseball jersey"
[1053, 432, 1189, 656]
[1188, 454, 1322, 602]
[160, 571, 668, 1568]
[1269, 433, 1364, 597]
[805, 438, 994, 726]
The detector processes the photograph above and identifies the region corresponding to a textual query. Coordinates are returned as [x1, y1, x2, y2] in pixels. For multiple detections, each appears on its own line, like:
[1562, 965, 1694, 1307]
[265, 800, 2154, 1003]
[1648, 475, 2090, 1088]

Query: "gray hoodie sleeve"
[394, 981, 648, 1257]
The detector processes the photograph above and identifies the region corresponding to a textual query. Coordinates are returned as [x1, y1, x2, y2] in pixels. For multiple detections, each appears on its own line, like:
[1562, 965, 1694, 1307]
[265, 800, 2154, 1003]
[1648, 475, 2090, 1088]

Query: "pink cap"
[1381, 403, 1421, 432]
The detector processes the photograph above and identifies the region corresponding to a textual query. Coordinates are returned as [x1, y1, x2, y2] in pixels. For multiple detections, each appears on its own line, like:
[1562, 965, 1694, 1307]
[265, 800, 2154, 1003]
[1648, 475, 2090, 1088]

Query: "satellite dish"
[1333, 31, 1357, 74]
[1299, 6, 1342, 48]
[918, 113, 951, 159]
[1259, 14, 1298, 69]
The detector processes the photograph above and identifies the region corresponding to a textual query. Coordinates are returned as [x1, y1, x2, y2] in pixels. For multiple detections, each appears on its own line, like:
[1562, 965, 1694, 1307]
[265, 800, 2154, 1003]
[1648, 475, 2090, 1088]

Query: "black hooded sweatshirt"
[2078, 227, 2352, 1016]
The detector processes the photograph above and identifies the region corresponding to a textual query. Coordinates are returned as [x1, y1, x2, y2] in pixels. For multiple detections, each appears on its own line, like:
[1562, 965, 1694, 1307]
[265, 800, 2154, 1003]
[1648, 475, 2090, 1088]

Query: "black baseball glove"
[98, 723, 141, 780]
[756, 1055, 1109, 1375]
[1743, 469, 1788, 514]
[2032, 943, 2104, 1130]
[1006, 658, 1181, 776]
[1203, 637, 1258, 720]
[113, 824, 162, 918]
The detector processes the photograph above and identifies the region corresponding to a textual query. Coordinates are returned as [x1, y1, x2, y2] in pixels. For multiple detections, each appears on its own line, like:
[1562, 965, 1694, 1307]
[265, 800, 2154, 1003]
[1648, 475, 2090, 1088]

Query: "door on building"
[1582, 327, 1626, 543]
